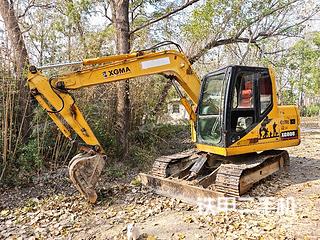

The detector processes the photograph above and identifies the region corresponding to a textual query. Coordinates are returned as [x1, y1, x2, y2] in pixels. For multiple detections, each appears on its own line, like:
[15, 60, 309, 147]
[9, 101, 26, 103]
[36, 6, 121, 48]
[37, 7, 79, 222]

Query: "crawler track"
[148, 149, 289, 199]
[151, 149, 200, 177]
[215, 150, 289, 196]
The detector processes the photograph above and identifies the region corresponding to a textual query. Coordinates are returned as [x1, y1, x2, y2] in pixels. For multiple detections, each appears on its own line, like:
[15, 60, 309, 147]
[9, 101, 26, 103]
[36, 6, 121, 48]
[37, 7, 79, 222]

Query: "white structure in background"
[158, 98, 189, 124]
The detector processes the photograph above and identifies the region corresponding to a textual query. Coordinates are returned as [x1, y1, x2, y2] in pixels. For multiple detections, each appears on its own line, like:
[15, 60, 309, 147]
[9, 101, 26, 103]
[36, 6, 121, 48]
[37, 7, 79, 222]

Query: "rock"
[5, 219, 12, 226]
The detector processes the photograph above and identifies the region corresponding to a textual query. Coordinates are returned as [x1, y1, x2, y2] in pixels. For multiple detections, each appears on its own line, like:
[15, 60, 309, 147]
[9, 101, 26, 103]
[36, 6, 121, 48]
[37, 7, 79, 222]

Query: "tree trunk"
[0, 0, 32, 143]
[151, 80, 172, 117]
[111, 0, 131, 159]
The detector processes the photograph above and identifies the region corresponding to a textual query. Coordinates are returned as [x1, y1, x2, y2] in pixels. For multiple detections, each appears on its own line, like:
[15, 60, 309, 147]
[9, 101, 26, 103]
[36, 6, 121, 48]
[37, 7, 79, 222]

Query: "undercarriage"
[139, 149, 289, 204]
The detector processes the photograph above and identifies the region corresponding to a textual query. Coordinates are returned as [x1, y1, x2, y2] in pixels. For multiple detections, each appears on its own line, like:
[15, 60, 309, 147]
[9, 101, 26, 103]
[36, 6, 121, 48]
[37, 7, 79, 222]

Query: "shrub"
[302, 104, 320, 117]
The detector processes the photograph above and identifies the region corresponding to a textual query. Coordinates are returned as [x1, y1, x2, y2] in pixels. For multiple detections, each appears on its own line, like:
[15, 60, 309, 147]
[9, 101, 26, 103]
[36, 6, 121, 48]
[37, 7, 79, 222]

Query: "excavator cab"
[196, 66, 299, 156]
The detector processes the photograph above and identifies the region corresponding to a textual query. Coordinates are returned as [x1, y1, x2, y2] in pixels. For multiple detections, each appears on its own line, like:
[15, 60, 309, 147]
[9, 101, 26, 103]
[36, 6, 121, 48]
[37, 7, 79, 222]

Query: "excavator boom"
[28, 49, 200, 150]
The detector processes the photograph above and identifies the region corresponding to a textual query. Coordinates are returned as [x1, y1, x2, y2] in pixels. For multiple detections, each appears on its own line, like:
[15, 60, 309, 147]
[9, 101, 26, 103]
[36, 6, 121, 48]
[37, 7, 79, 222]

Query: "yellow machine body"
[197, 105, 300, 156]
[196, 67, 300, 156]
[27, 49, 300, 157]
[26, 46, 300, 203]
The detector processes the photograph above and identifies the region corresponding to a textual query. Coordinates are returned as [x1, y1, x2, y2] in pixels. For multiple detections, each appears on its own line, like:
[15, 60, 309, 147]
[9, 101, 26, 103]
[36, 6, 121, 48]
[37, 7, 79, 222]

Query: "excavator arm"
[27, 49, 201, 203]
[28, 50, 200, 150]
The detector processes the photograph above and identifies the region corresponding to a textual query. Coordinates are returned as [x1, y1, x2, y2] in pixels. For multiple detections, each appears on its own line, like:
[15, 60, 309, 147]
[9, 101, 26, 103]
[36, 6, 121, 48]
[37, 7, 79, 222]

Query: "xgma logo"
[102, 67, 131, 78]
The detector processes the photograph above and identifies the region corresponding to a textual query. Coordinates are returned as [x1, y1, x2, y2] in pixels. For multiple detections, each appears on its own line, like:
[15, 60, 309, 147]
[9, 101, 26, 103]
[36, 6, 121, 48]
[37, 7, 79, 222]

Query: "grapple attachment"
[68, 153, 106, 203]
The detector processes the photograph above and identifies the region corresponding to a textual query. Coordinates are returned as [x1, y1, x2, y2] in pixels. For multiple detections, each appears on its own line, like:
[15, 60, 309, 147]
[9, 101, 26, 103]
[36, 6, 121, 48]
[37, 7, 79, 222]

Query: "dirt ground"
[1, 128, 320, 239]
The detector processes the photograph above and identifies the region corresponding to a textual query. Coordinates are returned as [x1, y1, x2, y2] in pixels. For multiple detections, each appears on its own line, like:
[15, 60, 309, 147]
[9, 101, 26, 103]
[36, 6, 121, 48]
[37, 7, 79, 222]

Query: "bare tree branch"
[18, 1, 53, 18]
[130, 0, 143, 14]
[130, 0, 200, 35]
[188, 0, 314, 64]
[272, 10, 319, 36]
[189, 37, 257, 64]
[103, 2, 113, 23]
[130, 0, 143, 23]
[239, 26, 257, 64]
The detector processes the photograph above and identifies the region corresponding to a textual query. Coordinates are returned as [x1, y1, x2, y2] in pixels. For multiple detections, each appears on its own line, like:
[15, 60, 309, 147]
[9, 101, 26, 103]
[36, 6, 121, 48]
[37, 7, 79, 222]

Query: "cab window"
[231, 71, 256, 132]
[229, 68, 272, 134]
[259, 72, 272, 114]
[197, 72, 225, 145]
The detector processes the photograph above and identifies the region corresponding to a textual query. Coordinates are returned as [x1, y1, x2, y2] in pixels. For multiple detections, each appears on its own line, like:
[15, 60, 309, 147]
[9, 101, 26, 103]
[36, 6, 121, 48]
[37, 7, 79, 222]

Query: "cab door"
[196, 68, 229, 147]
[225, 66, 273, 146]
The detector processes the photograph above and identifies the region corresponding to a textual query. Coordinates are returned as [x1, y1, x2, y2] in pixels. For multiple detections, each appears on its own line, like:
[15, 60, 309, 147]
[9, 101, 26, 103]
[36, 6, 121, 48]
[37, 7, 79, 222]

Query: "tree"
[184, 0, 318, 62]
[284, 32, 320, 106]
[105, 0, 201, 158]
[0, 0, 31, 142]
[110, 0, 131, 159]
[153, 0, 320, 111]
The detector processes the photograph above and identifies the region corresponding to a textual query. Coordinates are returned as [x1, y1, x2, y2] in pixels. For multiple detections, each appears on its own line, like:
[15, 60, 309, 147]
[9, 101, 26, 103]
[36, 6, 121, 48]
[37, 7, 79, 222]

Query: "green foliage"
[276, 32, 320, 105]
[182, 0, 301, 42]
[127, 124, 190, 170]
[289, 34, 320, 95]
[0, 104, 76, 185]
[281, 89, 298, 105]
[301, 104, 320, 117]
[130, 177, 142, 186]
[17, 139, 43, 173]
[128, 145, 156, 170]
[262, 32, 320, 106]
[2, 138, 44, 186]
[105, 164, 126, 179]
[182, 1, 215, 40]
[65, 0, 93, 24]
[130, 124, 188, 148]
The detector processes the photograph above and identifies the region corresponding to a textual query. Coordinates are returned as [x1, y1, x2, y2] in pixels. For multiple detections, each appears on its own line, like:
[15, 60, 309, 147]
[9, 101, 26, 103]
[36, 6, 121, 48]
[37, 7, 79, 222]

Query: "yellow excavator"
[27, 42, 300, 204]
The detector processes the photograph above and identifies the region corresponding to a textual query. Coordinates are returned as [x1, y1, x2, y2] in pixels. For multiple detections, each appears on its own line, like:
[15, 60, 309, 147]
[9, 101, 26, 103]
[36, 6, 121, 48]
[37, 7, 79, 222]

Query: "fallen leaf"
[147, 235, 157, 240]
[178, 233, 186, 240]
[184, 216, 194, 223]
[0, 209, 10, 217]
[263, 224, 276, 231]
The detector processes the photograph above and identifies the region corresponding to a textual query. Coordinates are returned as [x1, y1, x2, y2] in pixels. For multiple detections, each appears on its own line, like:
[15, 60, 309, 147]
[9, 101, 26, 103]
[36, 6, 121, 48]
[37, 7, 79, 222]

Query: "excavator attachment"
[140, 149, 289, 205]
[68, 153, 106, 203]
